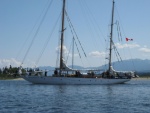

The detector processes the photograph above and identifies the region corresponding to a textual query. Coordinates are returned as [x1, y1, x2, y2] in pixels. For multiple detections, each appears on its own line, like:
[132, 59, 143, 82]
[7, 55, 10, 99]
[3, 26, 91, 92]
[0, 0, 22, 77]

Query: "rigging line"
[115, 3, 133, 64]
[118, 22, 122, 41]
[72, 37, 75, 69]
[35, 12, 61, 66]
[112, 43, 118, 61]
[16, 24, 35, 60]
[113, 41, 129, 71]
[117, 21, 129, 64]
[113, 46, 120, 62]
[116, 6, 136, 70]
[114, 39, 133, 70]
[78, 1, 99, 67]
[56, 35, 61, 68]
[74, 39, 85, 68]
[116, 21, 120, 42]
[65, 13, 86, 67]
[79, 1, 105, 67]
[56, 10, 66, 68]
[112, 41, 122, 62]
[114, 4, 133, 68]
[21, 0, 54, 66]
[114, 46, 126, 70]
[115, 21, 127, 62]
[81, 0, 107, 44]
[116, 21, 122, 41]
[65, 37, 72, 64]
[105, 26, 110, 67]
[65, 10, 82, 58]
[65, 13, 88, 68]
[74, 38, 81, 59]
[16, 0, 50, 60]
[65, 10, 87, 57]
[79, 0, 97, 50]
[115, 5, 126, 38]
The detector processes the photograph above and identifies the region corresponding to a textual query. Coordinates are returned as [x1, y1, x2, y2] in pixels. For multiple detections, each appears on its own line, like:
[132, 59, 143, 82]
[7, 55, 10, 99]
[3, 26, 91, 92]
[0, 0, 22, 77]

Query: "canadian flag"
[126, 38, 133, 41]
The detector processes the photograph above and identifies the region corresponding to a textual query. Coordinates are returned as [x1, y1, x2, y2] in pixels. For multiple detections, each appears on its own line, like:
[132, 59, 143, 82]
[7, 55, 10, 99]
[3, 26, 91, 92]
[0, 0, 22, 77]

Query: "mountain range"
[39, 59, 150, 73]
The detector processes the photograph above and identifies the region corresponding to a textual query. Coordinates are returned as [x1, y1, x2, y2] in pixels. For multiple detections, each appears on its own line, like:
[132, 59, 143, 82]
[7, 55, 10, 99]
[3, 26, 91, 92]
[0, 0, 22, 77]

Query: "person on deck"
[45, 70, 47, 76]
[54, 69, 58, 75]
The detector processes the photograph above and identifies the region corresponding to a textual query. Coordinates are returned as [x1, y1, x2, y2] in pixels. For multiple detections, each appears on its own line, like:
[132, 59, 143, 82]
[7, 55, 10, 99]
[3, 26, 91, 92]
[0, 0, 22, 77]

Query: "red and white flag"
[126, 38, 133, 41]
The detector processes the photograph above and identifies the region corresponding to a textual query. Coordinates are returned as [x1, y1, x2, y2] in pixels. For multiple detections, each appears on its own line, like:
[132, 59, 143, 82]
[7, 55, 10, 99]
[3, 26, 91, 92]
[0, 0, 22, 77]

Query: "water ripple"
[0, 79, 150, 113]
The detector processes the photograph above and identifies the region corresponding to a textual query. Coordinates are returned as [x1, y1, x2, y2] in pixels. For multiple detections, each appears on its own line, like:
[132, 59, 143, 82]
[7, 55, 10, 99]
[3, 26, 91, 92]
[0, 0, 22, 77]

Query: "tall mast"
[60, 0, 66, 75]
[109, 0, 115, 72]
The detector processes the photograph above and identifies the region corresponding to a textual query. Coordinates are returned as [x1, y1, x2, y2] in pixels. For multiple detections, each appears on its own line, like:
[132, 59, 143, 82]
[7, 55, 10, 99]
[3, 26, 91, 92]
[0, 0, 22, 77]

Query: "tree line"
[0, 65, 25, 78]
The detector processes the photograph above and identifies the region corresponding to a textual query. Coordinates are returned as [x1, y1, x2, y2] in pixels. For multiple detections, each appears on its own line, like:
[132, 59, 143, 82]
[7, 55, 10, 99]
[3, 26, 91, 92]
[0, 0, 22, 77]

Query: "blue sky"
[0, 0, 150, 68]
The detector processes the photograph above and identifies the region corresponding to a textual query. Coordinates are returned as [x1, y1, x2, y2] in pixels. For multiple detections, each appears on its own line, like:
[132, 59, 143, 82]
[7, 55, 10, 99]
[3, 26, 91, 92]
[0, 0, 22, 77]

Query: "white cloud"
[0, 58, 38, 68]
[139, 47, 150, 53]
[56, 45, 69, 54]
[89, 51, 106, 57]
[115, 43, 140, 49]
[56, 46, 79, 58]
[0, 58, 21, 68]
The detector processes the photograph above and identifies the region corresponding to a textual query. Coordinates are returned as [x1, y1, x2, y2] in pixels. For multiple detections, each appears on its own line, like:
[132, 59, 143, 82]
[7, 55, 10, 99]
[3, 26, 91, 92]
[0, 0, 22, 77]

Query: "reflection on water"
[0, 79, 150, 113]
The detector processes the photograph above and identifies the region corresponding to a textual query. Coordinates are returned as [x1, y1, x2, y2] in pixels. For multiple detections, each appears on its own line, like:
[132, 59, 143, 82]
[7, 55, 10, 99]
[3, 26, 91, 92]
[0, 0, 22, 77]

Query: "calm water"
[0, 79, 150, 113]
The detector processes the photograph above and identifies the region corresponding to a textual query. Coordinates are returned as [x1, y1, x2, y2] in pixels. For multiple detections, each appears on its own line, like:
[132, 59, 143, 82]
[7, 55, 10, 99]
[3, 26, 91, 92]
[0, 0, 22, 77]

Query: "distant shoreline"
[0, 77, 22, 80]
[12, 77, 24, 80]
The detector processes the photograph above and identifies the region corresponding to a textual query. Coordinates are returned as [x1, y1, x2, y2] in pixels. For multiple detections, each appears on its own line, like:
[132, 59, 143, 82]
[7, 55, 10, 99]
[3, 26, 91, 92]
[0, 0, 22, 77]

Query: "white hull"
[22, 76, 131, 85]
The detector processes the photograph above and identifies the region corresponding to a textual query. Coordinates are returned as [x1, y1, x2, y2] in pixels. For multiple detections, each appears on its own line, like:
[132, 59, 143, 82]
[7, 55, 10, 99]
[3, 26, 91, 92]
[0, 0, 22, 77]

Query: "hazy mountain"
[109, 59, 150, 72]
[38, 59, 150, 73]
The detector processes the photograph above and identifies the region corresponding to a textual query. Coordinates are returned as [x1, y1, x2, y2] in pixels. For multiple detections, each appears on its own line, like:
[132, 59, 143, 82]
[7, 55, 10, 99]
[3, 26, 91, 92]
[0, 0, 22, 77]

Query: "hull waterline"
[22, 76, 131, 85]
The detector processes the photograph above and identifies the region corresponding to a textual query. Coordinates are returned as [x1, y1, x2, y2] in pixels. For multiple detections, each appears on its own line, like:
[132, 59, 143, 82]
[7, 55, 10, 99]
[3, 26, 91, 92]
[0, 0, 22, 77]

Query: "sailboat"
[22, 0, 135, 85]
